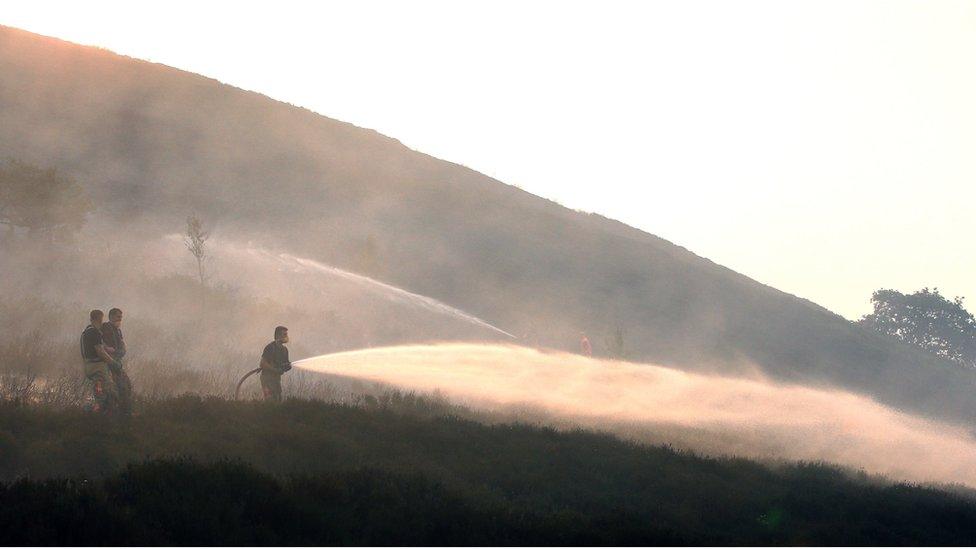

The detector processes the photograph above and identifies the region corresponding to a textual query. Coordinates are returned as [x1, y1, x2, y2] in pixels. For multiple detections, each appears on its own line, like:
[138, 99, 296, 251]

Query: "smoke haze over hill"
[5, 9, 976, 544]
[2, 25, 975, 428]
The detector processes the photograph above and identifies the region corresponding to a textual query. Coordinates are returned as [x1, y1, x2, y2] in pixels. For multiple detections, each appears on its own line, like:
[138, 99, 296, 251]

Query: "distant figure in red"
[579, 333, 592, 357]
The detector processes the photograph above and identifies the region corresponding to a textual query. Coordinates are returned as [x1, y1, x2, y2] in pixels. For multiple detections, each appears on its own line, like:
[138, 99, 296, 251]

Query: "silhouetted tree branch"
[184, 215, 211, 285]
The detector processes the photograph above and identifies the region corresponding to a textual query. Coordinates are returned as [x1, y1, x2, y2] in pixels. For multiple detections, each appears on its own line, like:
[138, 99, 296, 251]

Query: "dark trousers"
[109, 362, 133, 416]
[260, 370, 282, 402]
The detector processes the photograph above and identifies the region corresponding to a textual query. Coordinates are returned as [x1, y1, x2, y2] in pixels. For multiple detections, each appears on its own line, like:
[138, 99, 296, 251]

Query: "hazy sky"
[3, 0, 974, 319]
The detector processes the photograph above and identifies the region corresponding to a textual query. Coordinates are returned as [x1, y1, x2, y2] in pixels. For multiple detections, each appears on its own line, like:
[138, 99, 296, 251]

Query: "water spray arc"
[292, 343, 976, 488]
[160, 234, 518, 340]
[277, 252, 517, 339]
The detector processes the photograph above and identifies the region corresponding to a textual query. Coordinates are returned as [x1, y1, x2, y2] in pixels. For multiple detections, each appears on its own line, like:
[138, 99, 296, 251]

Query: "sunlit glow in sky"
[3, 0, 975, 319]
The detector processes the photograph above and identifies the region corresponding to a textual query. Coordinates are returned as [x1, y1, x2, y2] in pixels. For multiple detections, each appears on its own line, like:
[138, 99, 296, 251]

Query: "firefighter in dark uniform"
[80, 309, 120, 413]
[101, 307, 133, 416]
[260, 326, 292, 401]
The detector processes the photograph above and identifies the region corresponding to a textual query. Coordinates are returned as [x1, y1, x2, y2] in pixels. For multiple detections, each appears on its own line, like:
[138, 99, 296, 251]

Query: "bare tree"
[184, 215, 210, 285]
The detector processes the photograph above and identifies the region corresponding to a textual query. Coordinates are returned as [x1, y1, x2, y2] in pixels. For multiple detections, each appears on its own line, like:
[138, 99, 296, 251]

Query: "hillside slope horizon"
[1, 25, 974, 425]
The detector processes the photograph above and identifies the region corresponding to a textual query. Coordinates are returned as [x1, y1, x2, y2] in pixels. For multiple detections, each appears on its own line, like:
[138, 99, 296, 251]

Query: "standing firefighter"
[260, 326, 292, 401]
[101, 307, 133, 416]
[580, 332, 593, 357]
[80, 309, 120, 413]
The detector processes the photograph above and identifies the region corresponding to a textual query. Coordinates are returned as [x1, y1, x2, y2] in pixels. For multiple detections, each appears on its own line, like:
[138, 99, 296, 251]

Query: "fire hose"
[235, 367, 263, 400]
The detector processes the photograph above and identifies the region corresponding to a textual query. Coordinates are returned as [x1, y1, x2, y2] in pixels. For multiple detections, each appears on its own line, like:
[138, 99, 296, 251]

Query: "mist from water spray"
[295, 343, 976, 488]
[159, 234, 516, 339]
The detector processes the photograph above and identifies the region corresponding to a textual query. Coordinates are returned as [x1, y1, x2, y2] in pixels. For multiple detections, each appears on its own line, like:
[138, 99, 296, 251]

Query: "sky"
[3, 0, 974, 320]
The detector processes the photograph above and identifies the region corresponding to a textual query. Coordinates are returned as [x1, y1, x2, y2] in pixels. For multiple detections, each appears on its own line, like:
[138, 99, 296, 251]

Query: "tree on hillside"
[859, 288, 976, 368]
[184, 215, 211, 286]
[0, 159, 93, 239]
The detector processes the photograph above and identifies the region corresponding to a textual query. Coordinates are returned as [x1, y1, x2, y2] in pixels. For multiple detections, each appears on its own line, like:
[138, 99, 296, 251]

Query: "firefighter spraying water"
[236, 326, 293, 401]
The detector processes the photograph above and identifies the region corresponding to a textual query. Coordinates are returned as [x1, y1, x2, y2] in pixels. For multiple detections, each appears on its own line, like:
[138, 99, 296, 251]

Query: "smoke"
[211, 238, 516, 338]
[5, 26, 976, 490]
[147, 234, 516, 341]
[296, 343, 976, 488]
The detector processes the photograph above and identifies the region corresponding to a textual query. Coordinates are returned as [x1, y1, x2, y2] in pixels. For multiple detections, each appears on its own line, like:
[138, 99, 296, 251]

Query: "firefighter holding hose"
[259, 326, 292, 401]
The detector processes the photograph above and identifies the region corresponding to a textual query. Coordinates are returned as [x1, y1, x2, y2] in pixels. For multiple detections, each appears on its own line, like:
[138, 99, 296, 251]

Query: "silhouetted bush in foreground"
[0, 458, 686, 545]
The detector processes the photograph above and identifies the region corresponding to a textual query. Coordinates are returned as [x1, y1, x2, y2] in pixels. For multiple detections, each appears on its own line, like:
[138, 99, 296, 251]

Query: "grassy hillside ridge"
[1, 398, 976, 545]
[2, 25, 975, 426]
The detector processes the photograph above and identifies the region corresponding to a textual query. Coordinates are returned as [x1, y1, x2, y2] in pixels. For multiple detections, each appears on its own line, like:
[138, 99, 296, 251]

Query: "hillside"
[2, 397, 976, 545]
[1, 25, 975, 425]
